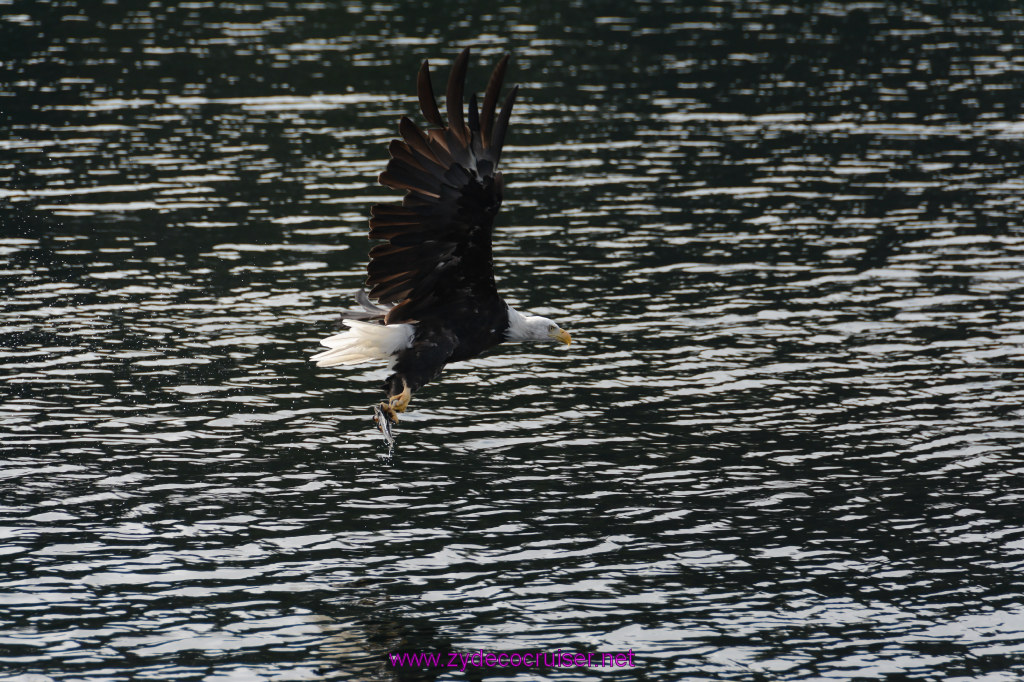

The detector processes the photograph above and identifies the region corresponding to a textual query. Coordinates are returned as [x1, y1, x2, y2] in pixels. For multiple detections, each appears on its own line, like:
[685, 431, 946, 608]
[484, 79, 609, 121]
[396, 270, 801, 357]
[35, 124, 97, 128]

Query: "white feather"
[311, 320, 414, 368]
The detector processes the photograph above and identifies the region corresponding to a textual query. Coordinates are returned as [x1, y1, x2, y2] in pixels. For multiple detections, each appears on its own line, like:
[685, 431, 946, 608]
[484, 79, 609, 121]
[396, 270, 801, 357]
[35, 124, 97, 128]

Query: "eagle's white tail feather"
[311, 320, 414, 368]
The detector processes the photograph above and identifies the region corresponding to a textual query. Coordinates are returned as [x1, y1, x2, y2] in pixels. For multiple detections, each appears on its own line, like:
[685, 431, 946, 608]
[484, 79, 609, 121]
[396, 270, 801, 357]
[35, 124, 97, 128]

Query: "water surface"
[4, 1, 1024, 680]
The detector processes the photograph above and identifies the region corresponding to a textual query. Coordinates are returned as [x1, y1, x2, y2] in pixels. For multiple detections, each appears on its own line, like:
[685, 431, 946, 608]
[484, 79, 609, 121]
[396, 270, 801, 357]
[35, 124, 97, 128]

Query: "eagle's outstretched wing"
[365, 48, 518, 325]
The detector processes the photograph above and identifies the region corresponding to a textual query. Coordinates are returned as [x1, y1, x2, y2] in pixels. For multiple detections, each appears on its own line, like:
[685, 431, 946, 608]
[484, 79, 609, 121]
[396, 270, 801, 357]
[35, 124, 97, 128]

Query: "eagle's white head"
[506, 307, 572, 345]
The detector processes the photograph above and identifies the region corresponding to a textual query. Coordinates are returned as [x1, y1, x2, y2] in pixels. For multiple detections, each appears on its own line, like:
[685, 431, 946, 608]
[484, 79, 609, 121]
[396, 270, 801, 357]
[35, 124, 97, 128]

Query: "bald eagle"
[312, 48, 571, 433]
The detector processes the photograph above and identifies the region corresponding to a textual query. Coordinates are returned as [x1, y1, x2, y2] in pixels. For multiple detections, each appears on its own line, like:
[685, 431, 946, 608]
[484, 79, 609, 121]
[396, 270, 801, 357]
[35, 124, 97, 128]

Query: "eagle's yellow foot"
[377, 401, 399, 425]
[389, 384, 412, 415]
[377, 383, 411, 425]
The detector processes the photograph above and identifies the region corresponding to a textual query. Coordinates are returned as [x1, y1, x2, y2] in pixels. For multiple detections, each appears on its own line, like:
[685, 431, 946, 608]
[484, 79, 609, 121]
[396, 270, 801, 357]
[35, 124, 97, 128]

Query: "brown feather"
[446, 48, 470, 145]
[370, 204, 416, 218]
[480, 53, 509, 146]
[399, 117, 442, 167]
[417, 60, 444, 128]
[378, 170, 440, 198]
[369, 214, 421, 229]
[370, 276, 416, 301]
[388, 140, 425, 172]
[366, 267, 413, 283]
[379, 158, 441, 197]
[467, 92, 480, 139]
[369, 243, 416, 258]
[490, 85, 518, 163]
[426, 131, 454, 168]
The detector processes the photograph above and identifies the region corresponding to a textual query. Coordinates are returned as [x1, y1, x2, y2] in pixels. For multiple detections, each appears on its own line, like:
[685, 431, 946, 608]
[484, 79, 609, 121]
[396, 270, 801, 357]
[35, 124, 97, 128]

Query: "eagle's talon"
[377, 401, 400, 424]
[389, 383, 412, 414]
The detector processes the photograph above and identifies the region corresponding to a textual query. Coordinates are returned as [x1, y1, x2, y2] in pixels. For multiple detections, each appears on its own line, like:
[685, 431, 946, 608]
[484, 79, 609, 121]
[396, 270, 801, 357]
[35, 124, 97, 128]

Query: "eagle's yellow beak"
[552, 328, 572, 346]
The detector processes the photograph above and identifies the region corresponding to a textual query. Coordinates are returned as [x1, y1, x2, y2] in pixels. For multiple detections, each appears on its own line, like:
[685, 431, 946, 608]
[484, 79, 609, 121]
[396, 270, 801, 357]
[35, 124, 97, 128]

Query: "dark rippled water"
[4, 1, 1024, 680]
